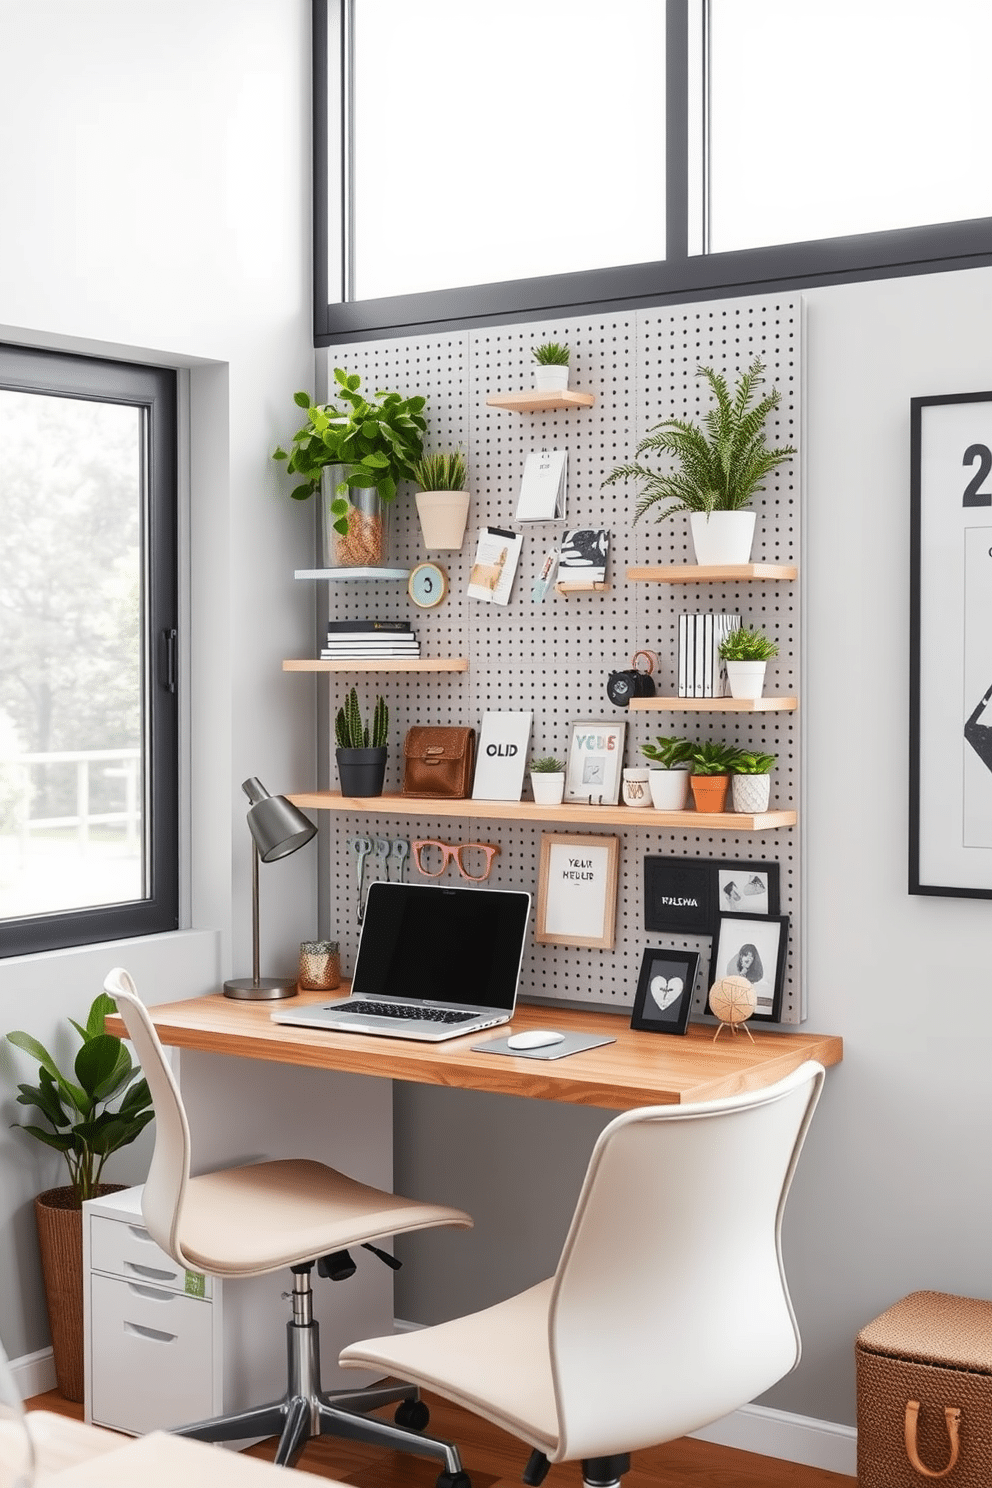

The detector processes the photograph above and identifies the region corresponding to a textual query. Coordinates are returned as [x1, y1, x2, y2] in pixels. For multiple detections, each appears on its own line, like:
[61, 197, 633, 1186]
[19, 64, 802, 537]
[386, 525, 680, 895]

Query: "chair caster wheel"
[436, 1473, 471, 1488]
[395, 1398, 430, 1431]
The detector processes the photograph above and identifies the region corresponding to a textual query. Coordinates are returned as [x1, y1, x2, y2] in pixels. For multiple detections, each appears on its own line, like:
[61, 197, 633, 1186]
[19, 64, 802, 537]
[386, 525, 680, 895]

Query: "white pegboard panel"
[313, 293, 803, 1023]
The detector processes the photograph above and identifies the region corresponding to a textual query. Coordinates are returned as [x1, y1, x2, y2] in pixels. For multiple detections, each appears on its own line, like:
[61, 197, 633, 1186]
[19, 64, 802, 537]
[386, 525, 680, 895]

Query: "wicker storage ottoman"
[857, 1291, 992, 1485]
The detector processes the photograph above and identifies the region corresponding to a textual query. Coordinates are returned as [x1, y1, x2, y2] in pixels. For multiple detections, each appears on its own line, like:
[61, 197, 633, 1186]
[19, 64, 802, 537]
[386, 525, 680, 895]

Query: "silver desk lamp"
[223, 777, 317, 1001]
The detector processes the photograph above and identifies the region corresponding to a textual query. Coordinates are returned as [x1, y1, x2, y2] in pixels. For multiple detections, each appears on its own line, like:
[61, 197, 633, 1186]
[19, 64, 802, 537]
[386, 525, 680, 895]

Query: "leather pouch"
[402, 726, 476, 798]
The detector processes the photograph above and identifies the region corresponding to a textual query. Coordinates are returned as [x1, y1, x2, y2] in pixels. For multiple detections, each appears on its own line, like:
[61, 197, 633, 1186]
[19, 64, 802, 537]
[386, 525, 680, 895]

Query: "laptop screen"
[352, 881, 531, 1011]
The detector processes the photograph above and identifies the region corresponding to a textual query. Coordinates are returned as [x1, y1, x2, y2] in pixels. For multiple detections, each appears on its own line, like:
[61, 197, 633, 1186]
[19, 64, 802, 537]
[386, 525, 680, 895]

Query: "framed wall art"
[535, 833, 619, 948]
[564, 721, 626, 806]
[911, 390, 992, 897]
[712, 860, 780, 920]
[630, 948, 700, 1035]
[643, 856, 713, 934]
[712, 912, 789, 1022]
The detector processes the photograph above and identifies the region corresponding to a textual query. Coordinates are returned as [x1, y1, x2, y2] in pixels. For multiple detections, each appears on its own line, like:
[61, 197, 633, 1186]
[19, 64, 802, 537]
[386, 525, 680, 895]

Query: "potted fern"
[529, 754, 565, 806]
[532, 341, 570, 392]
[412, 450, 471, 551]
[731, 750, 777, 814]
[688, 740, 743, 814]
[640, 735, 694, 811]
[602, 359, 795, 565]
[335, 688, 389, 797]
[5, 996, 154, 1401]
[273, 369, 427, 569]
[718, 624, 779, 699]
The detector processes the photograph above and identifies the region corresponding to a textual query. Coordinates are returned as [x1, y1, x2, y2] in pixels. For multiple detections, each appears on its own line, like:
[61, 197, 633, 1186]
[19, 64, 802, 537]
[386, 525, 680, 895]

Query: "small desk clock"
[409, 561, 447, 608]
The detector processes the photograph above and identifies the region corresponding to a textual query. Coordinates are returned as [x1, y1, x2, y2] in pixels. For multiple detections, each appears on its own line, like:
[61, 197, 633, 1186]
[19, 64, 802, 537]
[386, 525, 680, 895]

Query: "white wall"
[0, 0, 318, 1360]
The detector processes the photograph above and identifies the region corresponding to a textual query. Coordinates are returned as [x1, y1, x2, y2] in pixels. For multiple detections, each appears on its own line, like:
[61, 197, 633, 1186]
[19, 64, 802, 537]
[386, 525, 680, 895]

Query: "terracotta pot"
[689, 774, 729, 813]
[35, 1183, 125, 1402]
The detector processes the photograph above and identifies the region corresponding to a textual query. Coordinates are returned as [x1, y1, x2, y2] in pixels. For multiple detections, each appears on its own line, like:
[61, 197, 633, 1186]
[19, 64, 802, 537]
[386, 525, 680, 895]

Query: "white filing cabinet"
[82, 1185, 292, 1436]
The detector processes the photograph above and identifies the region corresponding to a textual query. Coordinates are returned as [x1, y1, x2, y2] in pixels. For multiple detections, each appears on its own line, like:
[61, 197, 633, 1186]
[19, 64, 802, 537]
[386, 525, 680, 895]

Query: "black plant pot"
[336, 746, 387, 798]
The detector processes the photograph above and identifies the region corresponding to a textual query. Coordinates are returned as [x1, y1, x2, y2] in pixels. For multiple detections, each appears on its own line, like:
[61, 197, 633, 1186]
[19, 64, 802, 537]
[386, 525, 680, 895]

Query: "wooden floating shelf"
[627, 563, 797, 583]
[486, 389, 596, 412]
[553, 580, 610, 595]
[294, 567, 410, 581]
[629, 695, 798, 713]
[288, 791, 796, 833]
[283, 658, 469, 674]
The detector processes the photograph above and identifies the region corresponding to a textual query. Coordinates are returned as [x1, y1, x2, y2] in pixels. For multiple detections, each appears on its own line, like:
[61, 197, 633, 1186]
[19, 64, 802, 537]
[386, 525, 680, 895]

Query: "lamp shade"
[242, 776, 317, 861]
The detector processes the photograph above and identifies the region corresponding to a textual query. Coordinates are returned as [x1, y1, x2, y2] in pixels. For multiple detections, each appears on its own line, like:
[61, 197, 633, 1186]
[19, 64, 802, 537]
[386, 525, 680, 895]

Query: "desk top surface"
[106, 991, 842, 1110]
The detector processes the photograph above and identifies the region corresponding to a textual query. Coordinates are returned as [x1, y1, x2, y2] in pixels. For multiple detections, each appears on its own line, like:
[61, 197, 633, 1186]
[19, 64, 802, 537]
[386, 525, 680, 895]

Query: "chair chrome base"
[171, 1269, 464, 1475]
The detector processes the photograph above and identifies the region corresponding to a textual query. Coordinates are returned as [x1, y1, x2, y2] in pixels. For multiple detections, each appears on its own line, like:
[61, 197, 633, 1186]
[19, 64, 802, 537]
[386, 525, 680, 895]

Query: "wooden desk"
[106, 991, 842, 1111]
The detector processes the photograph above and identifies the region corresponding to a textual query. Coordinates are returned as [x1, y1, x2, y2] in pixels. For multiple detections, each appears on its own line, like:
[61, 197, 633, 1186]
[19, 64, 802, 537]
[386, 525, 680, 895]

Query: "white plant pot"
[732, 774, 771, 813]
[648, 766, 691, 811]
[621, 768, 652, 808]
[415, 490, 470, 550]
[689, 510, 755, 566]
[533, 364, 569, 392]
[530, 771, 565, 806]
[725, 659, 767, 699]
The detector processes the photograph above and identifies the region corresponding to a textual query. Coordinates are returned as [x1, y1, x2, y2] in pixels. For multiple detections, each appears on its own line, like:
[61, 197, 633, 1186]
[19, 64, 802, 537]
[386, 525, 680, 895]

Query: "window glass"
[350, 0, 666, 301]
[708, 0, 992, 253]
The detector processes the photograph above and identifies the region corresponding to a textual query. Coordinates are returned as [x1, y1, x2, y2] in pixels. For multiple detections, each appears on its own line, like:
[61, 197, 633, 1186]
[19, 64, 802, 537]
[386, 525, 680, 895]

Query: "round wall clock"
[408, 561, 447, 608]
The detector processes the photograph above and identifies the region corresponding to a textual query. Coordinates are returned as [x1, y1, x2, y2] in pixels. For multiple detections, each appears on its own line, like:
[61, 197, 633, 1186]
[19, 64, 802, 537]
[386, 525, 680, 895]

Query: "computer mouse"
[506, 1029, 566, 1051]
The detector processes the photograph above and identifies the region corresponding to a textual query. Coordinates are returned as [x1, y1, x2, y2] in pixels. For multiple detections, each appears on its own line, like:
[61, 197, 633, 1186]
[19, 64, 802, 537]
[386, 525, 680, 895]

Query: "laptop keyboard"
[337, 1000, 478, 1025]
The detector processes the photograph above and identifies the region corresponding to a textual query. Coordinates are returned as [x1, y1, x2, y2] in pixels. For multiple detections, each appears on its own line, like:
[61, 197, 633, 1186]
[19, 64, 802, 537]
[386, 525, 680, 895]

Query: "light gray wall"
[0, 0, 317, 1360]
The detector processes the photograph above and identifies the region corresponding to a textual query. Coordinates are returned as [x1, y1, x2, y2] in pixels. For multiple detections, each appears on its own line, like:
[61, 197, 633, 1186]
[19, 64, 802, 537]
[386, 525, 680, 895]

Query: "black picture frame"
[630, 948, 700, 1035]
[711, 860, 780, 924]
[712, 913, 789, 1023]
[643, 856, 713, 935]
[910, 390, 992, 898]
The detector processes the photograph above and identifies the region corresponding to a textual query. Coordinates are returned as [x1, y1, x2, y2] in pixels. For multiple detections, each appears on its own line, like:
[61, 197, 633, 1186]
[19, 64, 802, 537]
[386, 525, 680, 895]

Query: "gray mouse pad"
[471, 1032, 616, 1060]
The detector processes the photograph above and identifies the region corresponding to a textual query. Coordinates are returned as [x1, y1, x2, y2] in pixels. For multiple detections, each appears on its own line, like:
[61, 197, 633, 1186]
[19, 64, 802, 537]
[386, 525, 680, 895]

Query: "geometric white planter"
[725, 660, 767, 699]
[689, 510, 755, 566]
[648, 767, 691, 811]
[731, 773, 771, 813]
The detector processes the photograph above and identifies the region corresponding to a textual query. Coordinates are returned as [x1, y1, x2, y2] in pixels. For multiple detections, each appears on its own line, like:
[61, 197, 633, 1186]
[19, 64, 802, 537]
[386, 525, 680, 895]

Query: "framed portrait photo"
[630, 948, 700, 1035]
[643, 856, 713, 935]
[711, 860, 780, 923]
[911, 390, 992, 897]
[536, 833, 619, 948]
[564, 720, 626, 806]
[712, 913, 789, 1022]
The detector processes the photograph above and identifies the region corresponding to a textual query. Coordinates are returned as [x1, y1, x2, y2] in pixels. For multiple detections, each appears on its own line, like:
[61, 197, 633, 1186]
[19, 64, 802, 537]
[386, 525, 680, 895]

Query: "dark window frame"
[0, 343, 179, 957]
[313, 0, 992, 346]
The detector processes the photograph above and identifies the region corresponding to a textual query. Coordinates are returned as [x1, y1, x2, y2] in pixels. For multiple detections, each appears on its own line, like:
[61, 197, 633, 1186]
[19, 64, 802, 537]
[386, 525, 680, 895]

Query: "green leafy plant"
[732, 750, 777, 776]
[640, 735, 695, 770]
[273, 368, 427, 537]
[689, 740, 744, 776]
[532, 342, 570, 366]
[718, 624, 779, 662]
[5, 996, 154, 1206]
[602, 359, 796, 522]
[334, 688, 388, 750]
[531, 755, 565, 773]
[412, 450, 467, 492]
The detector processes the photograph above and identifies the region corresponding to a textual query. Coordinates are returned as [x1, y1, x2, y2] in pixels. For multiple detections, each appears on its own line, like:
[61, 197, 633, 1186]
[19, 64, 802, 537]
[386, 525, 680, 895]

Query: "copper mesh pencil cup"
[298, 941, 341, 991]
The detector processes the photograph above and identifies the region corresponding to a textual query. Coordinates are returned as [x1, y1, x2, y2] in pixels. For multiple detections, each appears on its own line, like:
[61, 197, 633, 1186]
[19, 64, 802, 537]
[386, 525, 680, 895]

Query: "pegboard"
[312, 293, 805, 1022]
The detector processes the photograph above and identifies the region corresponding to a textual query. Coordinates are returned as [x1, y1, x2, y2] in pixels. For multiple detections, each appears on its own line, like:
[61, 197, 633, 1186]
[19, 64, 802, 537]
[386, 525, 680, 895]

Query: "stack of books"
[677, 612, 740, 697]
[320, 619, 420, 660]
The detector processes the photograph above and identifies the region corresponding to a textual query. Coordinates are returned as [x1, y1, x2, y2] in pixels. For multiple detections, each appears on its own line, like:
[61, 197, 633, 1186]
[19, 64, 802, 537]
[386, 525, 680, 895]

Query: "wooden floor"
[26, 1388, 854, 1488]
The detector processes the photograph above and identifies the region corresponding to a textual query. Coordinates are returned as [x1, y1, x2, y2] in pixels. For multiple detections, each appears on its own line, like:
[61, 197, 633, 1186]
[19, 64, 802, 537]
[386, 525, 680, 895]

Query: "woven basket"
[35, 1183, 123, 1403]
[857, 1291, 992, 1486]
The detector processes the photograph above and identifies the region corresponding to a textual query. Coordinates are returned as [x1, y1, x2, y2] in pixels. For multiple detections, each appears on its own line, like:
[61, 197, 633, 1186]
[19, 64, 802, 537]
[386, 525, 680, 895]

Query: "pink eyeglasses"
[411, 839, 500, 882]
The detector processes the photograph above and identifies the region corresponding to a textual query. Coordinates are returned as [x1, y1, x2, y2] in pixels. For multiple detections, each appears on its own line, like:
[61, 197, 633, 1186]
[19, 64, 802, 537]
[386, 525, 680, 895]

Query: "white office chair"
[340, 1060, 826, 1488]
[105, 968, 473, 1481]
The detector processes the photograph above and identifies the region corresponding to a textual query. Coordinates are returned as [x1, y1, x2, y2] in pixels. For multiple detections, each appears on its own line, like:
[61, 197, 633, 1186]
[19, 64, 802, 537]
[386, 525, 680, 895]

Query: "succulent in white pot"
[730, 750, 777, 814]
[412, 450, 470, 551]
[718, 624, 779, 699]
[532, 341, 570, 392]
[530, 755, 566, 806]
[640, 735, 694, 811]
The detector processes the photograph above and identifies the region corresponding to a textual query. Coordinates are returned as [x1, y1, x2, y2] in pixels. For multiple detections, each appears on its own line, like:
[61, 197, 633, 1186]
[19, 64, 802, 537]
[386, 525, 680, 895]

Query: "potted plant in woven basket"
[5, 996, 154, 1401]
[335, 688, 389, 798]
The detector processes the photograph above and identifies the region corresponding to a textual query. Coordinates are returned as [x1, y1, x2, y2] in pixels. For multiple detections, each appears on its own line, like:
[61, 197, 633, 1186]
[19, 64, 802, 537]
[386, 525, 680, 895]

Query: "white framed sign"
[911, 390, 992, 896]
[535, 833, 619, 949]
[471, 710, 532, 801]
[564, 720, 626, 806]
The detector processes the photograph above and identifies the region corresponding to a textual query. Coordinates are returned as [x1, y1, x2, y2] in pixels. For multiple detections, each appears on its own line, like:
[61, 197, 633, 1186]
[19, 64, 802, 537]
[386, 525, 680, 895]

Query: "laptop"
[271, 880, 532, 1043]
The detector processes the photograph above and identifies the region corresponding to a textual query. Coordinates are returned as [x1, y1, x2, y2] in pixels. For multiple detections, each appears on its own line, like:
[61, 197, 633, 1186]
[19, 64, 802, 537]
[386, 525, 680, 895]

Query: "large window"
[314, 0, 992, 342]
[0, 346, 178, 956]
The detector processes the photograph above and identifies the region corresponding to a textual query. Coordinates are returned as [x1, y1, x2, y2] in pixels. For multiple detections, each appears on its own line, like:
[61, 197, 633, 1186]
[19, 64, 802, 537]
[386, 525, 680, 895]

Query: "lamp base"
[223, 977, 299, 1001]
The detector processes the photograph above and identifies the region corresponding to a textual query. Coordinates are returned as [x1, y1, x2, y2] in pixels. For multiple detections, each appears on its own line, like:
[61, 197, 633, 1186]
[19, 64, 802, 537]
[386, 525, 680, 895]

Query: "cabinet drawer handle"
[123, 1320, 177, 1345]
[904, 1400, 961, 1479]
[124, 1260, 179, 1283]
[127, 1225, 155, 1243]
[125, 1282, 175, 1302]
